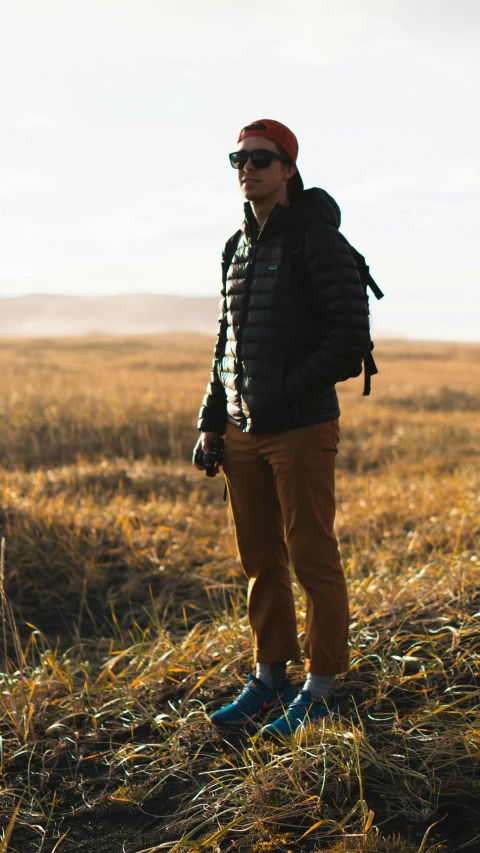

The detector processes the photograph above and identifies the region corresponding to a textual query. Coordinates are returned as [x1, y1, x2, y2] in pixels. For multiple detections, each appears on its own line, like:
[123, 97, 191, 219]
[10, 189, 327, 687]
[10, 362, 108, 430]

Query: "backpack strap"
[348, 245, 385, 301]
[347, 244, 383, 396]
[363, 341, 378, 396]
[222, 229, 242, 286]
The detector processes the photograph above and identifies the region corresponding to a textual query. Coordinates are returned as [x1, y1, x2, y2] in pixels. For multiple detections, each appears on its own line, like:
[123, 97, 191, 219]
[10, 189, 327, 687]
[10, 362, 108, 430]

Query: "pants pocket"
[331, 417, 340, 451]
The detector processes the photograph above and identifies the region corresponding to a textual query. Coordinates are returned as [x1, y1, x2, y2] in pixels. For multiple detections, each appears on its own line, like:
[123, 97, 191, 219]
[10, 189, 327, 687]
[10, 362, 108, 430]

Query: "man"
[193, 119, 370, 738]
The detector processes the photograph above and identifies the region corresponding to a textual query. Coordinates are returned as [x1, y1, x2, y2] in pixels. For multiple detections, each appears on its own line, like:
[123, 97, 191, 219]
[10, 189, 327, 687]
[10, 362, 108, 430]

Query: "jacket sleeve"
[196, 259, 228, 435]
[283, 222, 371, 402]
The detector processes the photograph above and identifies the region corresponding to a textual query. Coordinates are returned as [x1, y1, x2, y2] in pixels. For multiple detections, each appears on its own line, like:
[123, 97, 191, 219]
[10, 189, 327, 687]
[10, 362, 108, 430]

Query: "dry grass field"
[0, 334, 478, 853]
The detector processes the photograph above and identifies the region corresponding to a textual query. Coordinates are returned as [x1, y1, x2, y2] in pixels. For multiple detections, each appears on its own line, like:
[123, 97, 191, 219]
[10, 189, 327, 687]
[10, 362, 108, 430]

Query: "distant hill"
[0, 294, 221, 337]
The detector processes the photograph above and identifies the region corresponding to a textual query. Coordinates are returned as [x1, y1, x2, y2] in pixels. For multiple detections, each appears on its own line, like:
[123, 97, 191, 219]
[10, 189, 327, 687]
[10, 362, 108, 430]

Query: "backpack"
[222, 224, 384, 396]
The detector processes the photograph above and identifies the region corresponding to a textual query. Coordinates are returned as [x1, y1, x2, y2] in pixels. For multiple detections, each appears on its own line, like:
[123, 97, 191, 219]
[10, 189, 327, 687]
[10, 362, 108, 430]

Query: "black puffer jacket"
[197, 187, 370, 435]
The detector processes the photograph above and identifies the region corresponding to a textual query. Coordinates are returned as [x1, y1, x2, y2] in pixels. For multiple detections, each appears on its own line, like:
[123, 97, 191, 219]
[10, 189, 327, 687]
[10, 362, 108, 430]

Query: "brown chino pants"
[222, 418, 349, 675]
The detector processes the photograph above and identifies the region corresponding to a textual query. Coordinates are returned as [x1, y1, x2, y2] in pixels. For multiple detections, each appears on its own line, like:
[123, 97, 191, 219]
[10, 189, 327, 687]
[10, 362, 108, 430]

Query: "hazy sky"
[1, 0, 479, 340]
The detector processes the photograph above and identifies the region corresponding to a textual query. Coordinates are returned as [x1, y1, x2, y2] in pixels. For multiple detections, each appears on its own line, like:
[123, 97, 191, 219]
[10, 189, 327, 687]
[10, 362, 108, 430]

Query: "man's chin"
[242, 185, 265, 201]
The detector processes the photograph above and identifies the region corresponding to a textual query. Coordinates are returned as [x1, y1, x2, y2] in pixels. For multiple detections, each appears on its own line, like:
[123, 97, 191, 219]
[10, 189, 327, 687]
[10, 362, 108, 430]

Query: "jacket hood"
[243, 186, 341, 239]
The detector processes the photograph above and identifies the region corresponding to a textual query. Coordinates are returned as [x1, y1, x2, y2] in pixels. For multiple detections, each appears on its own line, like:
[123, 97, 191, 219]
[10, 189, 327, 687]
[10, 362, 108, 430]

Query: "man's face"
[235, 136, 295, 202]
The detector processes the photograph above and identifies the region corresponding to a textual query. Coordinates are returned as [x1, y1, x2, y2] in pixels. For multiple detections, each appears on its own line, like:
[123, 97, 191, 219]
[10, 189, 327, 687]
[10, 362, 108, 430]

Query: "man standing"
[194, 119, 370, 738]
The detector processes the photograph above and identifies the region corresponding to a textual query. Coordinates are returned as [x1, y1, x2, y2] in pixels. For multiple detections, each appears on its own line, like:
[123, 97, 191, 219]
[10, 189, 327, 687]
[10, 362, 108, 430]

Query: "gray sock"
[303, 673, 335, 703]
[255, 662, 287, 692]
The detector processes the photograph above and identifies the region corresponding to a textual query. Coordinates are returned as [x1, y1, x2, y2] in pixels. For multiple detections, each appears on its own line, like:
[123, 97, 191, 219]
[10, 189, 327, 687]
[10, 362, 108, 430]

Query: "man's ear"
[283, 162, 297, 181]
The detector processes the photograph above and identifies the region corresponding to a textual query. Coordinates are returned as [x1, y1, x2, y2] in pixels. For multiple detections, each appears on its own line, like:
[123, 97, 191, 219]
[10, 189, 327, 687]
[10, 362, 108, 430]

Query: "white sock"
[303, 673, 335, 703]
[255, 662, 287, 692]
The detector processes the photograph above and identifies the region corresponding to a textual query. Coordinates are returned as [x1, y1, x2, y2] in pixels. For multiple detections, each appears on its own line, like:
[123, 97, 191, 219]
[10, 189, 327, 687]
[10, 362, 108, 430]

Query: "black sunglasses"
[229, 148, 293, 170]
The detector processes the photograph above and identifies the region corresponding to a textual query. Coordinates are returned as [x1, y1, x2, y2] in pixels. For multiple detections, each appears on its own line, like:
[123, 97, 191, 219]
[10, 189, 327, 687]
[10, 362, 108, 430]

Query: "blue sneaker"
[210, 674, 296, 726]
[259, 689, 339, 739]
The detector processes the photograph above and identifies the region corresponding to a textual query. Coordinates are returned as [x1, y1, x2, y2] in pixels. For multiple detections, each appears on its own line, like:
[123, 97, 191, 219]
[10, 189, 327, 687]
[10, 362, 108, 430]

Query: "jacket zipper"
[237, 216, 270, 430]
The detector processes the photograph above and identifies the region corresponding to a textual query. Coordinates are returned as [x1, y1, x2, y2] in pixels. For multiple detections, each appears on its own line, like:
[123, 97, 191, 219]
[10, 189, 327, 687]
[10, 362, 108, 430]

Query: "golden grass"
[0, 335, 478, 853]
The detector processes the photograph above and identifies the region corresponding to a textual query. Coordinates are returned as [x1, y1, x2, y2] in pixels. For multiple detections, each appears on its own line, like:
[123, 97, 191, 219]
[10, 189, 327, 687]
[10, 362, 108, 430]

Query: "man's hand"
[192, 431, 223, 470]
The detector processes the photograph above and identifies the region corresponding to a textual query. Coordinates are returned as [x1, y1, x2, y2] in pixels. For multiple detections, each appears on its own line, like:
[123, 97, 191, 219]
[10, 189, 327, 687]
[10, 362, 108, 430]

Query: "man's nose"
[243, 155, 256, 170]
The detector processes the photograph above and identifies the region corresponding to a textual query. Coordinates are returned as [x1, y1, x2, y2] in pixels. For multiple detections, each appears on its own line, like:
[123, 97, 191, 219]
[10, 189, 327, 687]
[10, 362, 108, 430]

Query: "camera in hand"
[194, 437, 225, 477]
